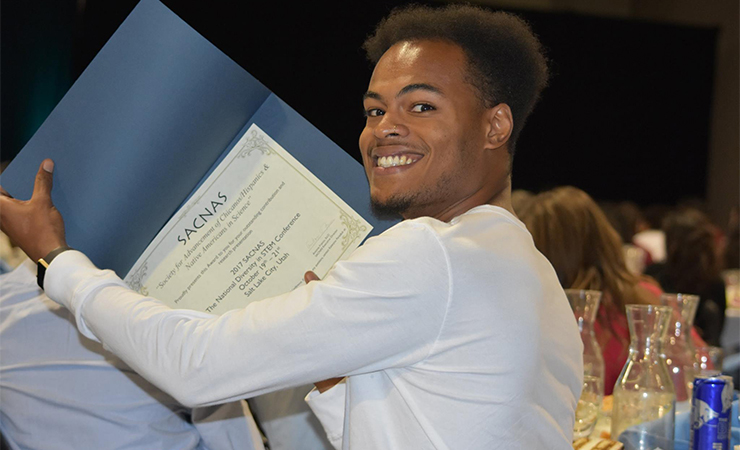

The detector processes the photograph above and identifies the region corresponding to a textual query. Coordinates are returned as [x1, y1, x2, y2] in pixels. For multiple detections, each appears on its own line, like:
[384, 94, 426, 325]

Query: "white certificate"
[124, 124, 372, 314]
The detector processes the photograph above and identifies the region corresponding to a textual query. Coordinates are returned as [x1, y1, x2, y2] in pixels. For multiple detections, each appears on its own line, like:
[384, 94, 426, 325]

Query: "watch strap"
[37, 245, 74, 290]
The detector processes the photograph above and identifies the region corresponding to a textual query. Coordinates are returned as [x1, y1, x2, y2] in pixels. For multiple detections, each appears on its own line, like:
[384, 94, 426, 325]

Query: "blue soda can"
[690, 374, 734, 450]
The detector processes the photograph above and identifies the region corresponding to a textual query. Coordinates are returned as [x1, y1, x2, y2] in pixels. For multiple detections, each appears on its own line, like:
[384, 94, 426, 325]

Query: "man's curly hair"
[363, 4, 549, 155]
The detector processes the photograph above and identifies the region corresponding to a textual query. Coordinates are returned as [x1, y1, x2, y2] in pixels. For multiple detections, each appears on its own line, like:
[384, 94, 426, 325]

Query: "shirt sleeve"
[43, 221, 451, 408]
[305, 379, 347, 450]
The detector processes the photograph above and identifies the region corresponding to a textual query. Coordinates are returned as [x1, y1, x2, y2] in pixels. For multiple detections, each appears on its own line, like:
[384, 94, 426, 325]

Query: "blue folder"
[1, 0, 396, 277]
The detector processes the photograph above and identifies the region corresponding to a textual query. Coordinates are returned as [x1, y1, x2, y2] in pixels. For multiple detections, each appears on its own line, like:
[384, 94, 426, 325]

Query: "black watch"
[37, 246, 74, 290]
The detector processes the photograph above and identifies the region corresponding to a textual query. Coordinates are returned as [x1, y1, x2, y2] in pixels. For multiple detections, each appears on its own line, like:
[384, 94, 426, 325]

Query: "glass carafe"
[565, 289, 605, 439]
[660, 293, 700, 402]
[612, 305, 676, 450]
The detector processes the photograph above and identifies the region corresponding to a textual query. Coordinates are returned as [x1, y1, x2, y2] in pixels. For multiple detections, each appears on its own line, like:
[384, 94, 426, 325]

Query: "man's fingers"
[32, 159, 55, 205]
[315, 377, 344, 393]
[304, 270, 320, 284]
[0, 192, 21, 238]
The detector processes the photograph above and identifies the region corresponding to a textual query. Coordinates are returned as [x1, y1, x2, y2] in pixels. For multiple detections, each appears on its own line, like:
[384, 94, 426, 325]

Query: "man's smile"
[374, 153, 423, 169]
[369, 144, 425, 171]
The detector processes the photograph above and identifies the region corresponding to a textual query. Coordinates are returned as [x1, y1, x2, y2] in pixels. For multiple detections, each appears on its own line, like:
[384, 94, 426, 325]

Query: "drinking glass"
[695, 345, 723, 372]
[565, 289, 605, 439]
[660, 293, 700, 402]
[721, 269, 740, 309]
[574, 375, 602, 439]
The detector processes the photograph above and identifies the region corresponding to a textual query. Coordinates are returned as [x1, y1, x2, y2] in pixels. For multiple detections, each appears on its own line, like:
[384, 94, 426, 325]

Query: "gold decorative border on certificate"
[128, 261, 150, 295]
[340, 211, 368, 249]
[239, 130, 276, 157]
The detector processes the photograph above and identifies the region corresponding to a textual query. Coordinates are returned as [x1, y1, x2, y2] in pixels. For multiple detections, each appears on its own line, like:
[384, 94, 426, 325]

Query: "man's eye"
[364, 108, 385, 117]
[411, 103, 435, 113]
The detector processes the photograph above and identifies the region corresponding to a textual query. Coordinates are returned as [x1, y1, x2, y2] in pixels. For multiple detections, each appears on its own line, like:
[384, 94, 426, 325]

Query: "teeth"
[377, 155, 417, 168]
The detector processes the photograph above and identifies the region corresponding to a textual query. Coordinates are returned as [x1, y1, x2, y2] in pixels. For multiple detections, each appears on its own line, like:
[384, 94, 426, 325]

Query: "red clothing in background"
[594, 305, 629, 396]
[594, 281, 710, 396]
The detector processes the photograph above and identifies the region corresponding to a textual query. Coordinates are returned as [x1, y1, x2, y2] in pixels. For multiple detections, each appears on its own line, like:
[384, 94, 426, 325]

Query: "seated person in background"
[0, 259, 264, 450]
[645, 207, 727, 347]
[510, 188, 534, 215]
[633, 204, 672, 264]
[518, 186, 662, 394]
[600, 200, 652, 275]
[725, 206, 739, 270]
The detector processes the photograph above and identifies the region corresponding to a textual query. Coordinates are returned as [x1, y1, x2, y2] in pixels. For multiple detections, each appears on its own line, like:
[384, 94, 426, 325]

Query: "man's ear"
[485, 103, 513, 150]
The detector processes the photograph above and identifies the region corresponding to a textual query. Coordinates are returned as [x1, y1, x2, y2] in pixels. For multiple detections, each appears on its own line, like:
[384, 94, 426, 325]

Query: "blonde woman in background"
[517, 186, 664, 394]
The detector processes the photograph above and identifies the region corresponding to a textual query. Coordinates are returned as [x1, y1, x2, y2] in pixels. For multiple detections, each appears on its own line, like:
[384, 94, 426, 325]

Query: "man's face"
[360, 40, 497, 220]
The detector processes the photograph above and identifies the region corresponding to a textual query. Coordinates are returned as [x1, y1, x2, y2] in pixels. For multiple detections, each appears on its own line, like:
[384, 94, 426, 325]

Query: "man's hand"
[0, 159, 67, 261]
[304, 270, 344, 393]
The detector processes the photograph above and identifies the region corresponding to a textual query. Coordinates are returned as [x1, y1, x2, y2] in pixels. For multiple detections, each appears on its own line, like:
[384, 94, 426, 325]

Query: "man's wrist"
[37, 245, 74, 289]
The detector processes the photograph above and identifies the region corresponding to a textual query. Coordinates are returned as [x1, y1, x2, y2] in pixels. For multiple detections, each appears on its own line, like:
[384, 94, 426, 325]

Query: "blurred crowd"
[512, 186, 739, 394]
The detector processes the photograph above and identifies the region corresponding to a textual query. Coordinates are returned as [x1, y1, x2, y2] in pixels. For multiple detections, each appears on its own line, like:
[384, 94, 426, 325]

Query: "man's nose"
[373, 114, 408, 139]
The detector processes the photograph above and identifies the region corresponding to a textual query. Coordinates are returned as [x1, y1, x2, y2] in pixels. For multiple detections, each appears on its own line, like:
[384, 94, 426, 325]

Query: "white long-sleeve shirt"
[0, 260, 263, 450]
[45, 205, 583, 449]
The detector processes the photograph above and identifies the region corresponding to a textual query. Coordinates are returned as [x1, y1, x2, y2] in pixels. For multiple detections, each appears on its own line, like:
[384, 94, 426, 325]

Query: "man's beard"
[370, 193, 415, 219]
[369, 168, 455, 219]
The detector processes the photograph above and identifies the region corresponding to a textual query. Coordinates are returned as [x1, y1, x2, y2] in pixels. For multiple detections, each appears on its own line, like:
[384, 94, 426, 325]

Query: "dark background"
[0, 0, 719, 207]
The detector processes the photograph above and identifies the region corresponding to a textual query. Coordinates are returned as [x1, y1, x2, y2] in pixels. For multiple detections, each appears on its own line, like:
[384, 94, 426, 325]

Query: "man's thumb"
[304, 271, 320, 284]
[32, 159, 55, 203]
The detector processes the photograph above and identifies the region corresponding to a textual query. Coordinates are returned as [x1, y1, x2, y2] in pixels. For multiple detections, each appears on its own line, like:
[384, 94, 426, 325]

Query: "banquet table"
[574, 397, 740, 450]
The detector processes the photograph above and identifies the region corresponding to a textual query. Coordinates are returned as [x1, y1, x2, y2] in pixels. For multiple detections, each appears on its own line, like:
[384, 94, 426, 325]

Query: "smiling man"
[361, 40, 513, 223]
[0, 5, 582, 450]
